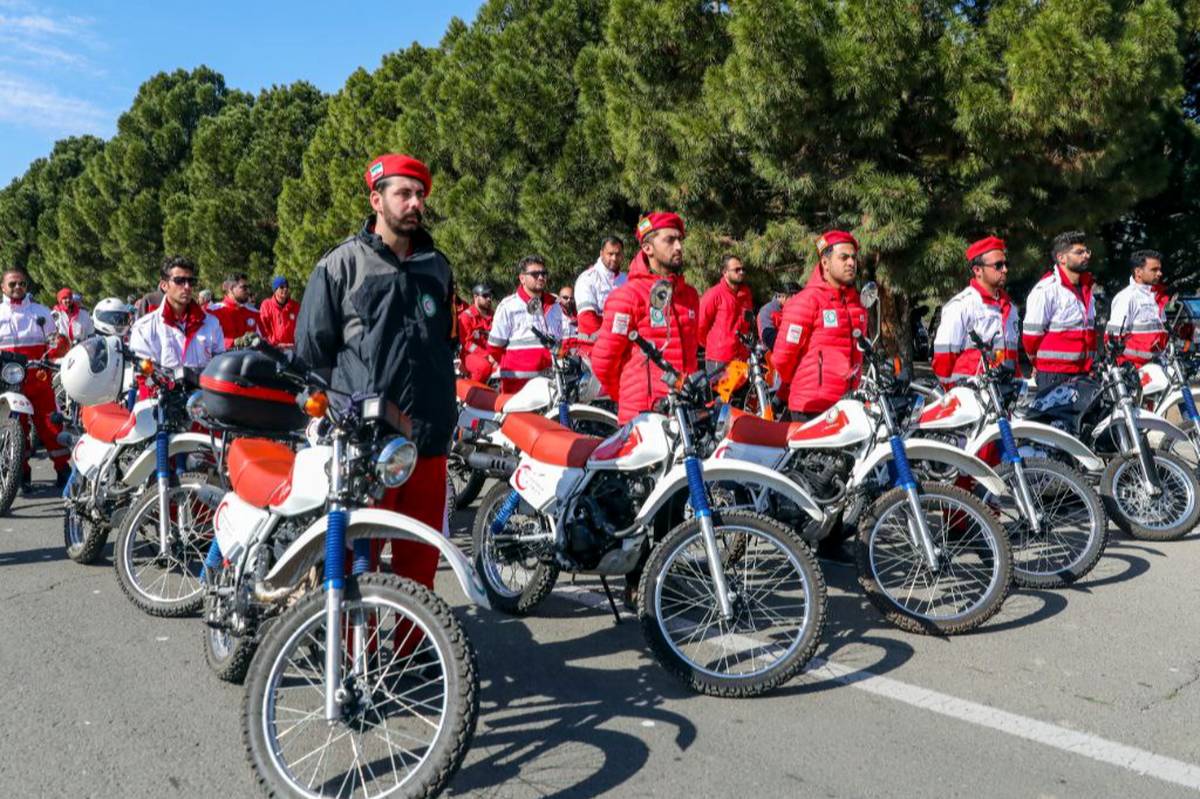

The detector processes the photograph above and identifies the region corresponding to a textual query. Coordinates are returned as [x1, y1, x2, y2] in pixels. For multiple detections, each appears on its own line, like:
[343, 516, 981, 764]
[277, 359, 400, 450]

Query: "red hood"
[626, 250, 690, 293]
[805, 260, 861, 304]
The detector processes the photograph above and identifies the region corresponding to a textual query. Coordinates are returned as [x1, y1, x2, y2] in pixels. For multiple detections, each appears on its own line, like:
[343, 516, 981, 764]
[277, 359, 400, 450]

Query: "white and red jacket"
[129, 301, 225, 370]
[1105, 278, 1168, 366]
[52, 304, 93, 346]
[932, 280, 1020, 387]
[0, 295, 56, 357]
[574, 259, 626, 347]
[1022, 266, 1097, 375]
[487, 287, 563, 382]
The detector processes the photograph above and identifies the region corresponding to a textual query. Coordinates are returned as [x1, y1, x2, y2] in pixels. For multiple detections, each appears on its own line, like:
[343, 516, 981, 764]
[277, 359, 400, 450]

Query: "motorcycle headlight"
[1, 361, 25, 385]
[376, 436, 418, 488]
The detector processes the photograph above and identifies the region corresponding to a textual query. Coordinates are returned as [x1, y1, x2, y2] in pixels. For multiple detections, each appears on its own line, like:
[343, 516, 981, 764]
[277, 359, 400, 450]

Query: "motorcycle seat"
[501, 412, 602, 468]
[227, 438, 295, 508]
[725, 409, 801, 448]
[455, 379, 514, 413]
[81, 403, 136, 443]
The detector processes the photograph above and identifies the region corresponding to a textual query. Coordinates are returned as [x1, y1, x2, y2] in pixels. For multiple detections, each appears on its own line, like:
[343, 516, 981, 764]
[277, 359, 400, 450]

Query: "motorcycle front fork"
[1116, 409, 1162, 495]
[684, 457, 735, 619]
[997, 418, 1042, 534]
[323, 507, 373, 722]
[155, 429, 171, 558]
[890, 437, 941, 571]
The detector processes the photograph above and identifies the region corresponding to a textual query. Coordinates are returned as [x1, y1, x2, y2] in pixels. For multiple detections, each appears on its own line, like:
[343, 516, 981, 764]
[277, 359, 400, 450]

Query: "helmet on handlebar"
[60, 335, 125, 406]
[93, 297, 134, 337]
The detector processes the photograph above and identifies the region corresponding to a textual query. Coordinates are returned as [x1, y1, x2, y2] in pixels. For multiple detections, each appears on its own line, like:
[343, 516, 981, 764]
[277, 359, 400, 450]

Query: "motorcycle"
[911, 332, 1107, 587]
[0, 350, 43, 514]
[200, 342, 484, 798]
[713, 310, 781, 420]
[1134, 305, 1200, 466]
[476, 283, 827, 697]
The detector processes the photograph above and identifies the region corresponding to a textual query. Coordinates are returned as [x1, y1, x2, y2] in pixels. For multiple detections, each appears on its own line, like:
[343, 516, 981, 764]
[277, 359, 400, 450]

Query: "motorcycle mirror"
[526, 296, 542, 316]
[860, 281, 879, 309]
[649, 280, 673, 312]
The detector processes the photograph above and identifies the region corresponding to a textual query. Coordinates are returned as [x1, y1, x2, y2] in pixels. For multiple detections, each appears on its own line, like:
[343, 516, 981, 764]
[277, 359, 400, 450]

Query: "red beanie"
[965, 236, 1006, 263]
[636, 212, 686, 243]
[364, 154, 432, 195]
[816, 230, 859, 254]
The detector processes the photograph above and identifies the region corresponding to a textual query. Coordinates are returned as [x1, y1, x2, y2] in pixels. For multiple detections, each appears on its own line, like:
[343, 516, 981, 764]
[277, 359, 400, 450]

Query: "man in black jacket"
[295, 153, 456, 590]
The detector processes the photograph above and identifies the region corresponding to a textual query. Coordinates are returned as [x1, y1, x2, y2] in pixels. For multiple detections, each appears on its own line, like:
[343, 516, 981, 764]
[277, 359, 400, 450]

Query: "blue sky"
[0, 0, 484, 185]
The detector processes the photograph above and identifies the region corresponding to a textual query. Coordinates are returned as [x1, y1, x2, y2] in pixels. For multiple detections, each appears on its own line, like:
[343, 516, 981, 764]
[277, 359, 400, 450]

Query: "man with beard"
[698, 254, 754, 374]
[574, 236, 626, 354]
[591, 213, 699, 424]
[295, 153, 457, 594]
[208, 272, 259, 349]
[1106, 249, 1169, 367]
[458, 282, 496, 382]
[1023, 231, 1097, 391]
[487, 255, 563, 393]
[932, 236, 1020, 388]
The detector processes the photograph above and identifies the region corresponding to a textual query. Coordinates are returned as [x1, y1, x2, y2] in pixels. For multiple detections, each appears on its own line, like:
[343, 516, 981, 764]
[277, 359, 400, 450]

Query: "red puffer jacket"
[591, 252, 700, 423]
[698, 280, 754, 362]
[772, 263, 868, 414]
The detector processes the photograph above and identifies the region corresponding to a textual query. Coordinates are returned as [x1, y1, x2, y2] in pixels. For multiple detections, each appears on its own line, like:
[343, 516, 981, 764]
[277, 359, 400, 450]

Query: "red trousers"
[18, 368, 68, 471]
[369, 455, 448, 589]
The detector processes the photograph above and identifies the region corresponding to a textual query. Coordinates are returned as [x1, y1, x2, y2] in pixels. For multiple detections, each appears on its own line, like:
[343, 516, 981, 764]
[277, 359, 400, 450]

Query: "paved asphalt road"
[3, 462, 1200, 798]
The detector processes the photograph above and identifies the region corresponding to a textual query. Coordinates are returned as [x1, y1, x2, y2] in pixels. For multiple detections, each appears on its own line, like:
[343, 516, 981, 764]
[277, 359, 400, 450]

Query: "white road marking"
[556, 585, 1200, 792]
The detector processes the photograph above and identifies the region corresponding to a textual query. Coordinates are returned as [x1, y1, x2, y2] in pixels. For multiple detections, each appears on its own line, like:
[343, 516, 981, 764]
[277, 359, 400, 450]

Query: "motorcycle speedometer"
[1, 361, 25, 385]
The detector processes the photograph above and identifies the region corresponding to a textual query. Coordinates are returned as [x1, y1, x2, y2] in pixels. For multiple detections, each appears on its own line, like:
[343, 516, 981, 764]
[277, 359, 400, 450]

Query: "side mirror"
[649, 280, 673, 311]
[860, 281, 879, 309]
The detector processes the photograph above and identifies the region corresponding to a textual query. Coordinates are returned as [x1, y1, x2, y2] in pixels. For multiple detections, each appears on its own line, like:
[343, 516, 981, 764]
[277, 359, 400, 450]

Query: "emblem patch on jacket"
[421, 294, 437, 318]
[649, 307, 667, 328]
[612, 312, 631, 335]
[822, 310, 838, 327]
[785, 323, 803, 344]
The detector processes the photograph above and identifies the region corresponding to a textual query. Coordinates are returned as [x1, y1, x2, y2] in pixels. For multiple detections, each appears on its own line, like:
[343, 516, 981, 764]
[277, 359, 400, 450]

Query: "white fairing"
[711, 439, 788, 469]
[213, 491, 272, 566]
[270, 445, 332, 516]
[1139, 363, 1169, 398]
[115, 398, 158, 445]
[0, 391, 33, 416]
[916, 386, 984, 431]
[510, 458, 584, 512]
[502, 378, 552, 413]
[587, 414, 671, 471]
[787, 399, 873, 450]
[71, 434, 113, 480]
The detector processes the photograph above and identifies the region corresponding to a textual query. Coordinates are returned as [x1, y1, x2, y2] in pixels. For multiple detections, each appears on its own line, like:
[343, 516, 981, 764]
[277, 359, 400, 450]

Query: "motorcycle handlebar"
[628, 330, 676, 376]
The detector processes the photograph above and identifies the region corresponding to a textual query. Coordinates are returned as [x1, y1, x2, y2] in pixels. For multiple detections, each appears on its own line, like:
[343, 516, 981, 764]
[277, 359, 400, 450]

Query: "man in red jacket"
[698, 255, 754, 374]
[257, 276, 300, 350]
[591, 212, 699, 424]
[208, 272, 260, 348]
[772, 230, 868, 421]
[458, 282, 495, 382]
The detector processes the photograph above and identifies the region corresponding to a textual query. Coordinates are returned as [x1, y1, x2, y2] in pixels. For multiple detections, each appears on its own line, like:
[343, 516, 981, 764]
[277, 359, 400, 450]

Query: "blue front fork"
[558, 399, 571, 428]
[1182, 386, 1200, 425]
[155, 426, 172, 558]
[890, 436, 941, 568]
[684, 455, 733, 618]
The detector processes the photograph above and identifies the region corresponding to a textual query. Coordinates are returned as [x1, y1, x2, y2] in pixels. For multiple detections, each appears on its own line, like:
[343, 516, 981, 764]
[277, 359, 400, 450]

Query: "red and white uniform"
[487, 287, 563, 393]
[207, 298, 260, 349]
[0, 295, 68, 469]
[457, 304, 494, 383]
[1106, 278, 1168, 366]
[130, 301, 225, 371]
[932, 280, 1020, 387]
[574, 260, 626, 350]
[257, 298, 299, 349]
[52, 304, 93, 346]
[1022, 266, 1097, 376]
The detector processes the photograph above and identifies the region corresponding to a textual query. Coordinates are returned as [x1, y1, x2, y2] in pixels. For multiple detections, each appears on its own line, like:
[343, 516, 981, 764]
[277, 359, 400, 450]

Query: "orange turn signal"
[893, 357, 903, 376]
[139, 359, 154, 376]
[304, 391, 328, 418]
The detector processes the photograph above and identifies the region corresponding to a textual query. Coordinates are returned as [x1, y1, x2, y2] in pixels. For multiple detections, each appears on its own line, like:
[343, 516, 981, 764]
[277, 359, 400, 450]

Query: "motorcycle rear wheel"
[0, 418, 25, 516]
[472, 481, 559, 615]
[1101, 451, 1200, 541]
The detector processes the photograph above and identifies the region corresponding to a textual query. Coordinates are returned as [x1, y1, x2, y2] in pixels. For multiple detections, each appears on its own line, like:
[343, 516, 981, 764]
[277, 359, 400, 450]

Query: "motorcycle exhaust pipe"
[467, 451, 518, 475]
[253, 580, 295, 603]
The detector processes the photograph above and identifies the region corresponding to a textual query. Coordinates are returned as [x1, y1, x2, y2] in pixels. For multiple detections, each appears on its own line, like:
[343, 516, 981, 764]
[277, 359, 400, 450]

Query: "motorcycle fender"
[967, 420, 1105, 474]
[0, 391, 33, 416]
[1157, 388, 1200, 427]
[634, 457, 825, 527]
[262, 508, 490, 609]
[120, 432, 218, 486]
[1092, 410, 1197, 457]
[855, 439, 1009, 497]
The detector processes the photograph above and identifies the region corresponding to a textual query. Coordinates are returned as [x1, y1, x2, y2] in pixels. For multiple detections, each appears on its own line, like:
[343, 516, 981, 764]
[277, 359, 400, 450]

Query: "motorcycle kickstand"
[598, 576, 622, 625]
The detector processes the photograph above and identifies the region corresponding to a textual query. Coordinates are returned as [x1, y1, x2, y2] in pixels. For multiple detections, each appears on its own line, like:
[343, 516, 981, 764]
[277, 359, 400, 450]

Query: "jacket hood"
[627, 250, 689, 292]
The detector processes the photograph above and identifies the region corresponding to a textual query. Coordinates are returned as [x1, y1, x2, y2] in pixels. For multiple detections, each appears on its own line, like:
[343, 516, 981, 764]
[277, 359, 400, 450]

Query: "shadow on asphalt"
[0, 544, 69, 567]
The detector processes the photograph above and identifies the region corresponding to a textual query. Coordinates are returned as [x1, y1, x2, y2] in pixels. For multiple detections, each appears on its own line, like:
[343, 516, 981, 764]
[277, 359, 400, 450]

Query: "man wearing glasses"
[457, 282, 496, 382]
[932, 236, 1020, 389]
[487, 255, 563, 393]
[208, 272, 260, 349]
[1023, 231, 1097, 391]
[0, 265, 70, 490]
[698, 254, 754, 375]
[129, 256, 225, 376]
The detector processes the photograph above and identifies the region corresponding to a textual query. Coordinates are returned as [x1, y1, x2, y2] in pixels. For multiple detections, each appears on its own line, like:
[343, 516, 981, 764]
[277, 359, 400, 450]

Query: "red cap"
[364, 154, 432, 195]
[816, 230, 859, 254]
[966, 236, 1006, 263]
[635, 212, 685, 243]
[56, 288, 72, 301]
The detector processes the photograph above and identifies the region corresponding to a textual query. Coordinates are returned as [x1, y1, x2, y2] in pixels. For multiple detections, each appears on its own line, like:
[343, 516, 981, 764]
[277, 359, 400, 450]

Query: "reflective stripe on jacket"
[932, 280, 1020, 387]
[1022, 266, 1096, 375]
[1106, 278, 1167, 366]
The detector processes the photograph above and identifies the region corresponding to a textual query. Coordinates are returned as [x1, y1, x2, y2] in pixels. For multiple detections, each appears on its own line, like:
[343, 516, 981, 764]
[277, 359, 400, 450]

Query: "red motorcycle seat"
[81, 403, 136, 443]
[227, 438, 295, 508]
[501, 412, 601, 468]
[455, 379, 514, 413]
[725, 409, 799, 448]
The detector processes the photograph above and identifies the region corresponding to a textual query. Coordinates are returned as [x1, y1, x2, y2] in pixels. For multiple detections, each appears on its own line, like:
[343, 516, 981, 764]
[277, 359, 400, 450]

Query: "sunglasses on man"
[170, 276, 198, 286]
[523, 271, 548, 279]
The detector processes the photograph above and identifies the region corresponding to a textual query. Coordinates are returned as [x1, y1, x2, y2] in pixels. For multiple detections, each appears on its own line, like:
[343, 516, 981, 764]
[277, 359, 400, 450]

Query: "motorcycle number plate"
[1, 392, 33, 416]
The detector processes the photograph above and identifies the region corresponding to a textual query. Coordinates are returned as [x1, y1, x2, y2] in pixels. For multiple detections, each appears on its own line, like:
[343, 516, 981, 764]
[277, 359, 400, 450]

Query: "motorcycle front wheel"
[639, 509, 826, 698]
[0, 418, 25, 515]
[857, 483, 1012, 634]
[243, 573, 478, 799]
[1101, 451, 1200, 541]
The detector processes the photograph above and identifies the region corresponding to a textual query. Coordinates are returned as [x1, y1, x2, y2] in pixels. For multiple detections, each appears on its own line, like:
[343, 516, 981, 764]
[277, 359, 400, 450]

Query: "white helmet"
[93, 297, 134, 337]
[60, 335, 125, 407]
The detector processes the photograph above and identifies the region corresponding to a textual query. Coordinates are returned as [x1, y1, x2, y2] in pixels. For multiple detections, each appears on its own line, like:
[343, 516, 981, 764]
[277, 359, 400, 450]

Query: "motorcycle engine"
[789, 451, 852, 505]
[563, 471, 654, 569]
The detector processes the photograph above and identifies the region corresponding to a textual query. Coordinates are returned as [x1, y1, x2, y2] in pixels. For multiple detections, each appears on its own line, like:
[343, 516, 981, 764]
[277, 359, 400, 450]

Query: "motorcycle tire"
[639, 509, 826, 698]
[63, 505, 109, 565]
[243, 573, 478, 799]
[857, 483, 1012, 635]
[472, 481, 558, 615]
[448, 454, 486, 510]
[203, 623, 258, 684]
[1101, 450, 1200, 541]
[992, 458, 1108, 588]
[0, 418, 25, 516]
